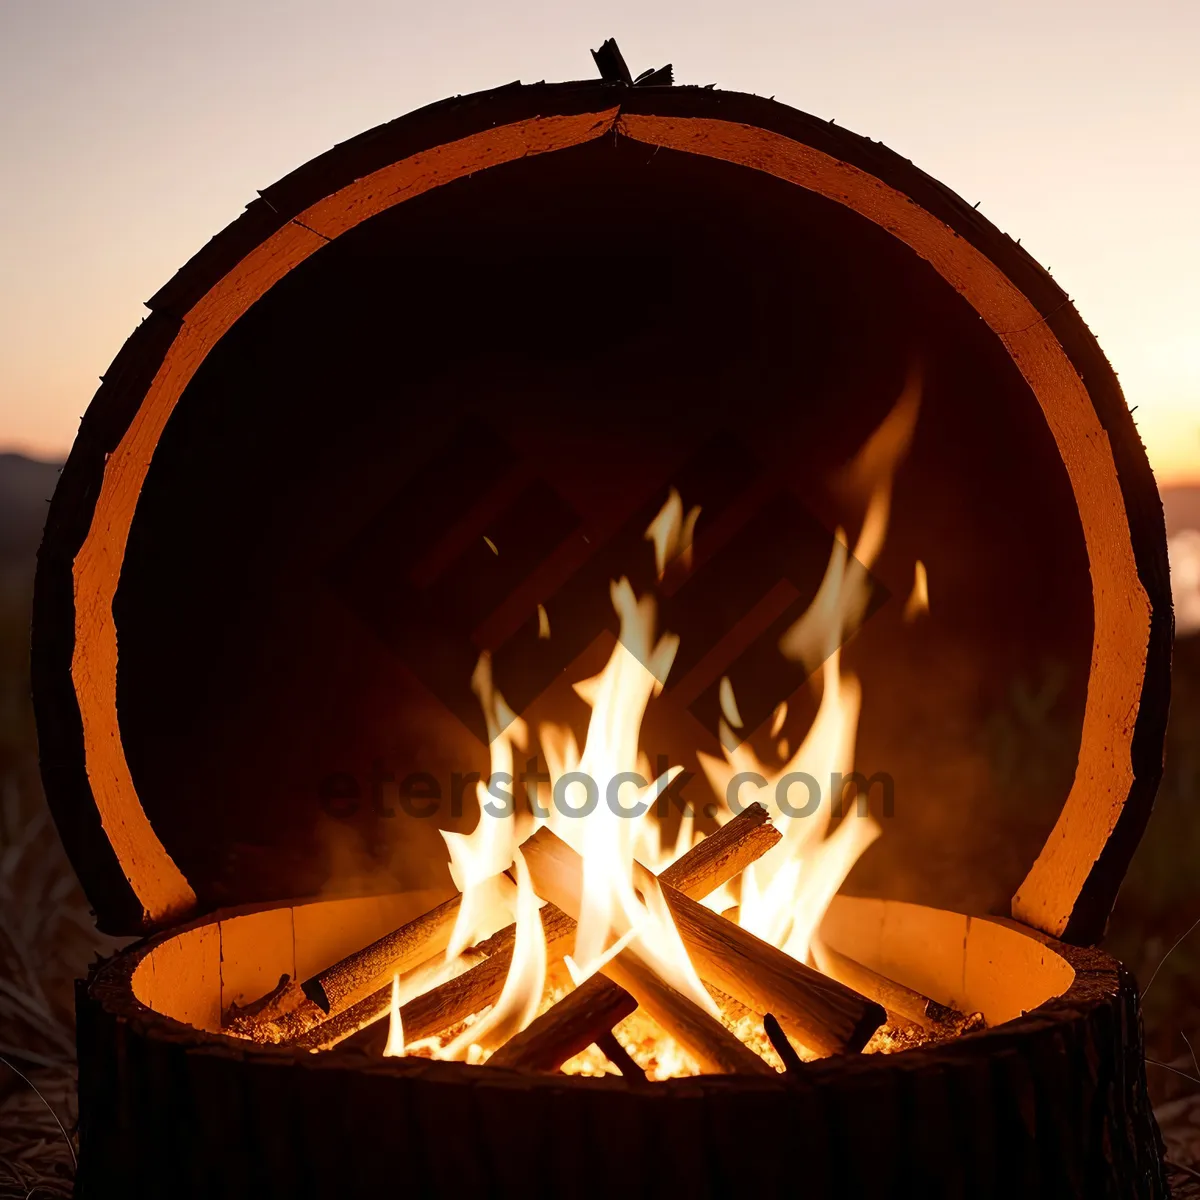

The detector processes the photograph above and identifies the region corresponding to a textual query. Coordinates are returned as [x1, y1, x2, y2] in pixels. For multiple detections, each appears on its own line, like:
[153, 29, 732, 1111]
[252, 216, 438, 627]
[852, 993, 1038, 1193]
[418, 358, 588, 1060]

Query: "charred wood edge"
[520, 826, 885, 1059]
[594, 1029, 650, 1085]
[33, 78, 1170, 939]
[295, 803, 778, 1052]
[487, 974, 638, 1071]
[79, 921, 1133, 1079]
[300, 893, 461, 1015]
[763, 1013, 805, 1075]
[811, 939, 973, 1034]
[589, 39, 674, 89]
[591, 38, 633, 86]
[224, 973, 292, 1023]
[78, 918, 1168, 1200]
[635, 65, 674, 88]
[615, 85, 1171, 949]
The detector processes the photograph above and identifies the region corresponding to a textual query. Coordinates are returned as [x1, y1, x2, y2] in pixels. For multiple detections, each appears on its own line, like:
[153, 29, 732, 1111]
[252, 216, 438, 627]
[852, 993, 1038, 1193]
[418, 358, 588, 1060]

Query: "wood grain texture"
[487, 974, 637, 1071]
[512, 832, 771, 1074]
[659, 882, 885, 1055]
[658, 801, 778, 898]
[811, 937, 961, 1032]
[293, 904, 578, 1051]
[301, 894, 461, 1015]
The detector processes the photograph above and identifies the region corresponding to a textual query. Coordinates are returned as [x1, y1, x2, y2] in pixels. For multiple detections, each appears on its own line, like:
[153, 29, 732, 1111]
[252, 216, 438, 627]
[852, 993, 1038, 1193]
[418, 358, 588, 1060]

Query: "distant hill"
[0, 453, 61, 564]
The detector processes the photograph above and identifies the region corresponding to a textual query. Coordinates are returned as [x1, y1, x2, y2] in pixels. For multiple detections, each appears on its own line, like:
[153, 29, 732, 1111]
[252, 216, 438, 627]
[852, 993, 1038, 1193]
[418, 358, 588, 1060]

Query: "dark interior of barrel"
[111, 133, 1093, 921]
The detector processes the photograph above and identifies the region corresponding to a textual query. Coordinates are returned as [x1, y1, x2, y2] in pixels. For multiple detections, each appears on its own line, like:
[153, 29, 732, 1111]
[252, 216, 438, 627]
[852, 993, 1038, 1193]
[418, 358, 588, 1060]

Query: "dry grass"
[1106, 633, 1200, 1097]
[0, 574, 120, 1199]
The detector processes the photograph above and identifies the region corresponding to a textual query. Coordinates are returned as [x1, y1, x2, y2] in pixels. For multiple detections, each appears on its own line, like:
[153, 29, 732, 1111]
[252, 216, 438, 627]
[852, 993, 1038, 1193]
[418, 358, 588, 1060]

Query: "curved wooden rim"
[86, 894, 1126, 1090]
[33, 81, 1171, 941]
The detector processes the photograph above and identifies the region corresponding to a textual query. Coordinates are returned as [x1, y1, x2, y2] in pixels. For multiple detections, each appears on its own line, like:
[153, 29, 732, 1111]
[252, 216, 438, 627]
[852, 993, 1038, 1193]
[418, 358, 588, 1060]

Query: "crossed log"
[233, 803, 888, 1072]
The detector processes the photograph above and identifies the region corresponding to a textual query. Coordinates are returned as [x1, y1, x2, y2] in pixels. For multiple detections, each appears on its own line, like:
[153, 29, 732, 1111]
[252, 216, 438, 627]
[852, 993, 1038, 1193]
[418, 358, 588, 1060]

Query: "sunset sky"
[1, 0, 1197, 483]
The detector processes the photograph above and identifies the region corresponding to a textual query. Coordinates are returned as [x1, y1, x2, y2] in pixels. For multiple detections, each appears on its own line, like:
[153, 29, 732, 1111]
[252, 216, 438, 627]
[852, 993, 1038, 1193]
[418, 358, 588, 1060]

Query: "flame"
[441, 654, 526, 962]
[769, 701, 788, 738]
[645, 487, 701, 579]
[904, 560, 929, 622]
[383, 951, 482, 1057]
[699, 377, 917, 966]
[538, 578, 717, 1015]
[778, 370, 919, 672]
[385, 380, 919, 1073]
[439, 849, 547, 1059]
[383, 973, 405, 1057]
[719, 676, 744, 729]
[699, 641, 868, 952]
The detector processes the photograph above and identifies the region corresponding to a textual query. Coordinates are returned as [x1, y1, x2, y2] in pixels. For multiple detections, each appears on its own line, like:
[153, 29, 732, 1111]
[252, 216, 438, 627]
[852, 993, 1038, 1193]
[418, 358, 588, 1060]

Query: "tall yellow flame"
[699, 375, 919, 965]
[407, 378, 920, 1073]
[439, 849, 546, 1060]
[538, 579, 717, 1015]
[441, 653, 526, 963]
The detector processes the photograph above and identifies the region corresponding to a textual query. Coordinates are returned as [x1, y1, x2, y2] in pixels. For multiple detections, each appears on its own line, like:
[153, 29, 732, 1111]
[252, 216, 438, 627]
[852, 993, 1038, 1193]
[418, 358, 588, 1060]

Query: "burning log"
[293, 905, 577, 1050]
[596, 950, 773, 1076]
[487, 974, 637, 1072]
[654, 881, 886, 1056]
[519, 827, 886, 1057]
[811, 939, 978, 1035]
[515, 833, 774, 1075]
[230, 893, 473, 1042]
[301, 894, 462, 1015]
[295, 803, 779, 1051]
[657, 802, 778, 898]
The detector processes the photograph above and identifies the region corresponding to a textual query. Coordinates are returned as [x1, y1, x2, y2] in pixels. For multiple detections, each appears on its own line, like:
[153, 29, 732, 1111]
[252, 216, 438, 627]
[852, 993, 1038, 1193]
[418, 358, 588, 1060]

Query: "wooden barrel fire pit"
[34, 48, 1172, 1199]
